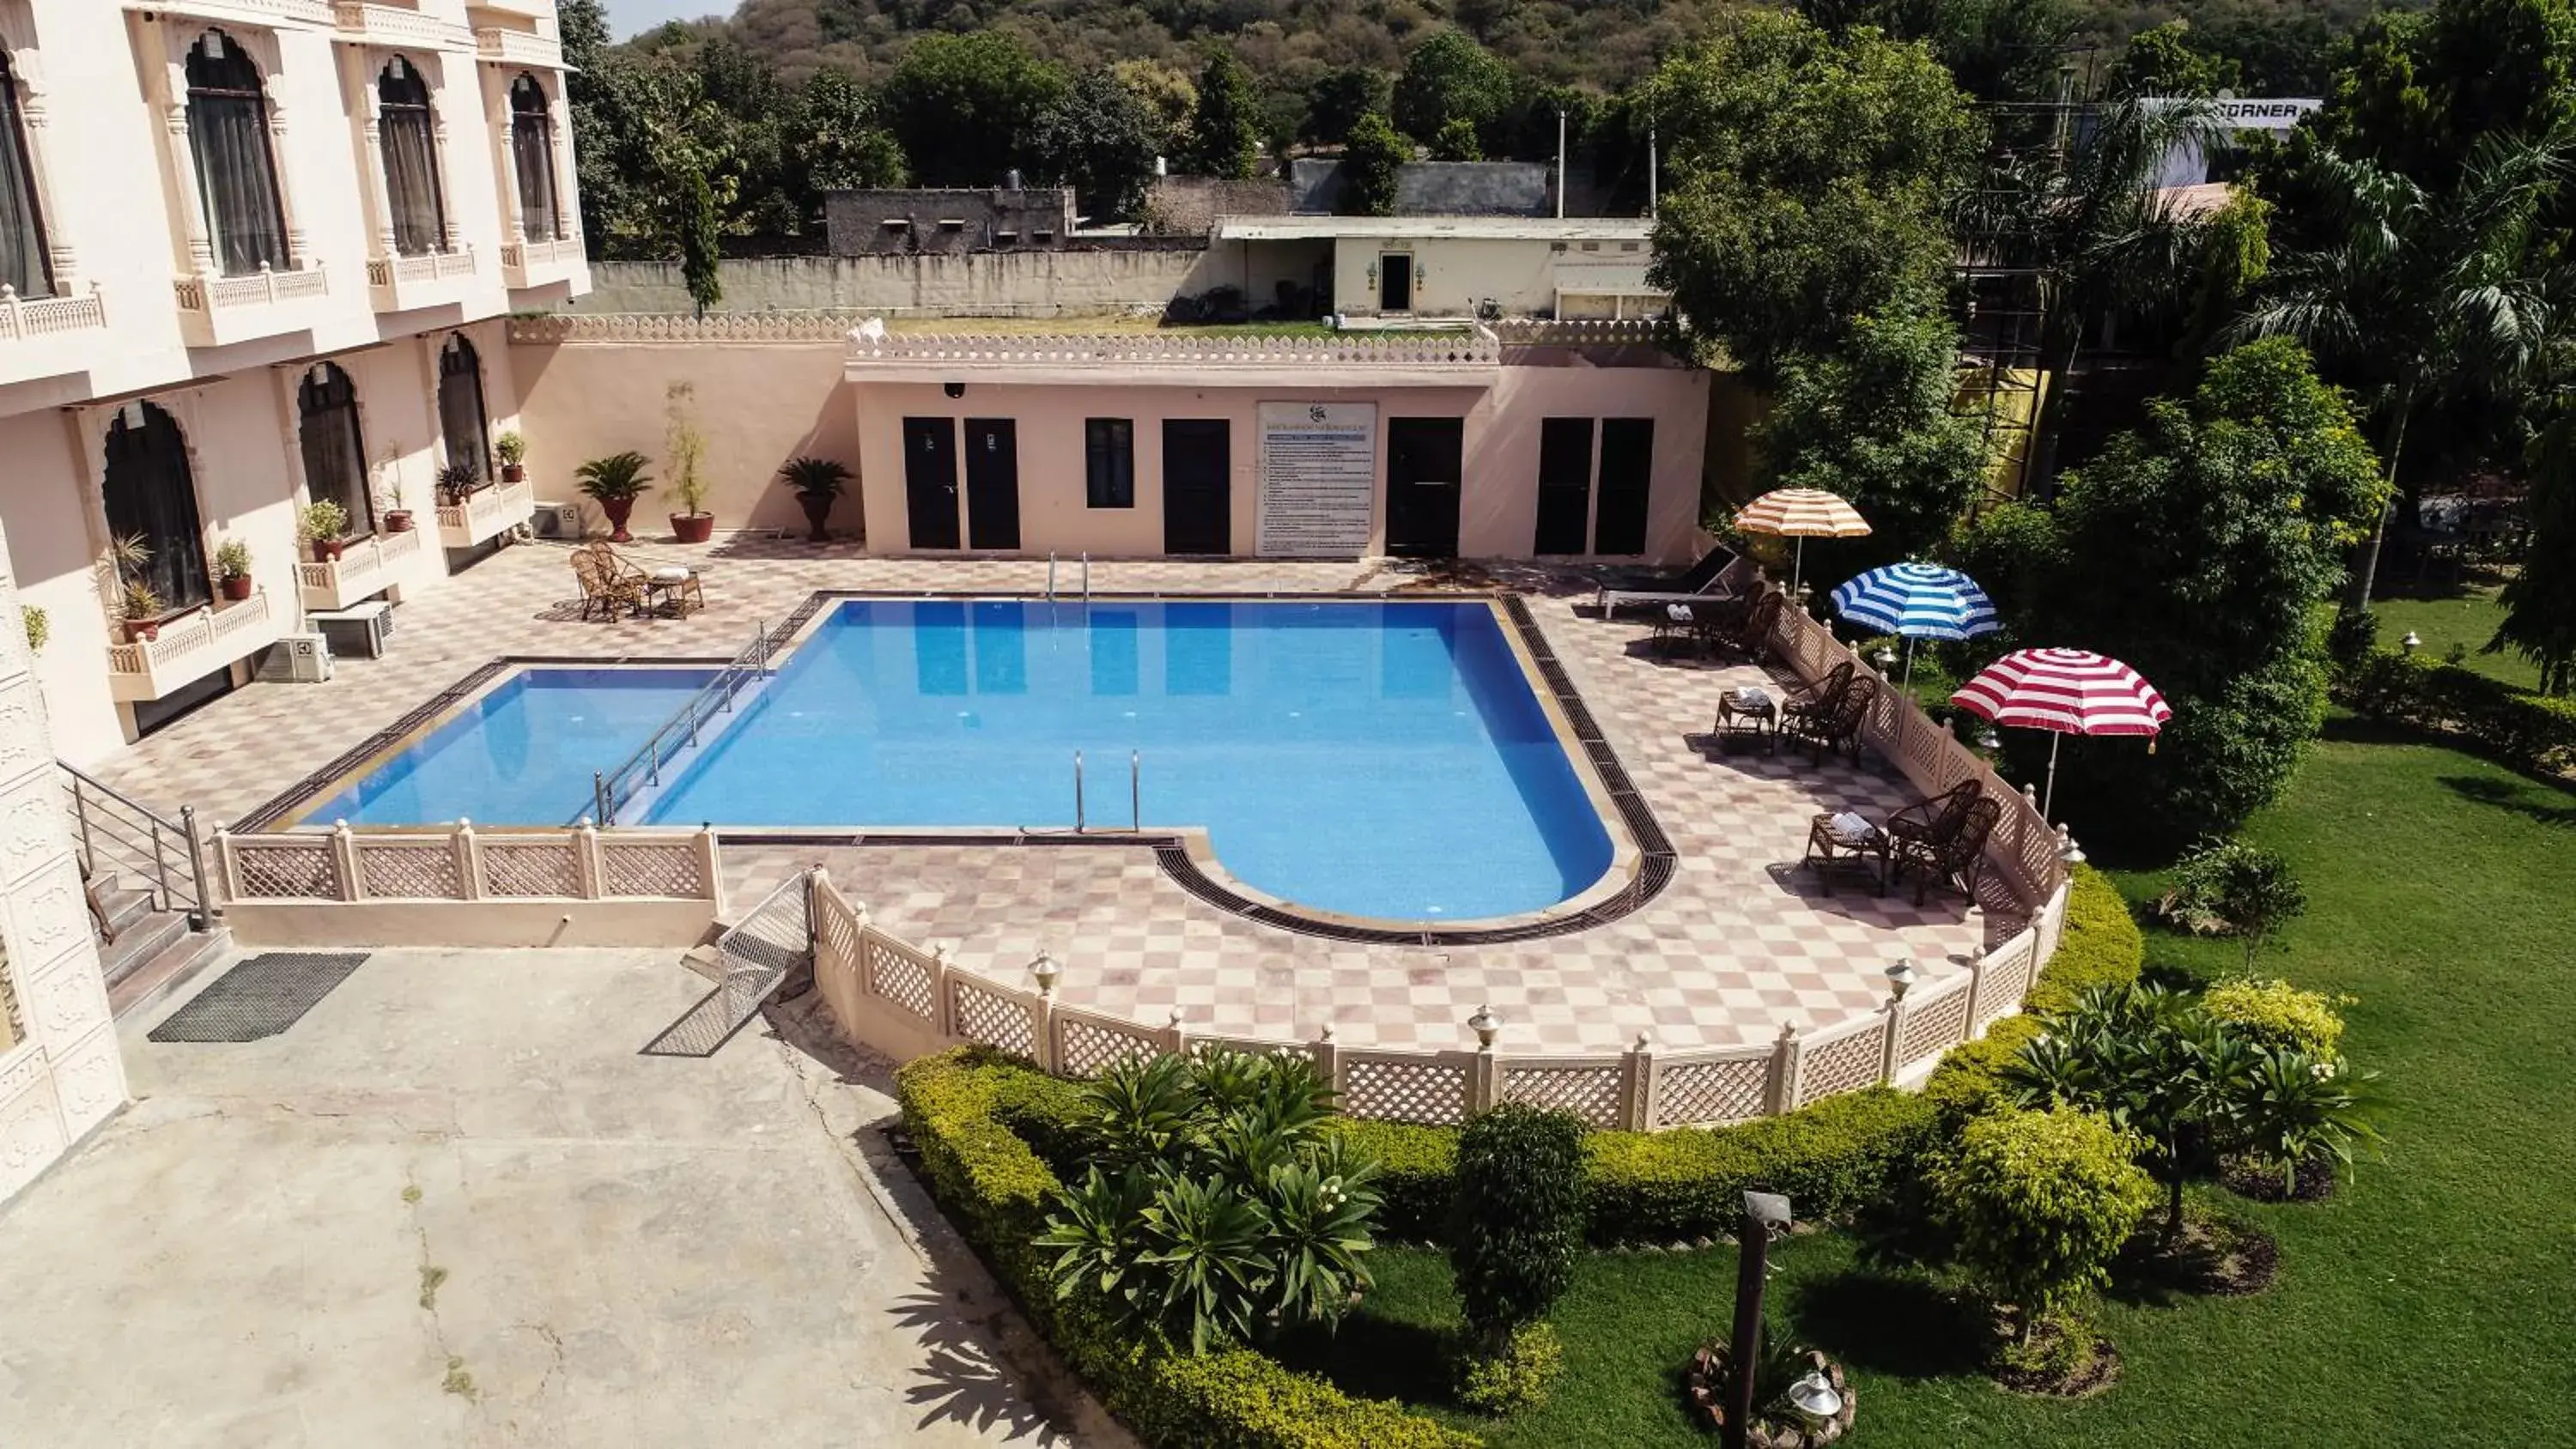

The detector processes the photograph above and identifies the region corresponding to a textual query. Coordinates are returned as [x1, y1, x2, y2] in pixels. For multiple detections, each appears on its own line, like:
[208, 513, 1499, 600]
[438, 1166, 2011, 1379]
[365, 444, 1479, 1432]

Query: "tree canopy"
[878, 32, 1069, 187]
[1030, 68, 1164, 221]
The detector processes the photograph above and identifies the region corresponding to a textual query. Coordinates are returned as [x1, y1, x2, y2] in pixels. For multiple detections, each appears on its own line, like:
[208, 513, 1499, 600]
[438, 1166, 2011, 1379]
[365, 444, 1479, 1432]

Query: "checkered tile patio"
[94, 538, 2011, 1053]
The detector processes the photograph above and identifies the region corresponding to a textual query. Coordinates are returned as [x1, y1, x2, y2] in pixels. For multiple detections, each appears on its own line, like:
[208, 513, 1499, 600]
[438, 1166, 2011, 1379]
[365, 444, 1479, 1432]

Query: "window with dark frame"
[507, 73, 562, 241]
[1085, 418, 1134, 508]
[185, 29, 291, 276]
[376, 57, 447, 257]
[0, 52, 52, 298]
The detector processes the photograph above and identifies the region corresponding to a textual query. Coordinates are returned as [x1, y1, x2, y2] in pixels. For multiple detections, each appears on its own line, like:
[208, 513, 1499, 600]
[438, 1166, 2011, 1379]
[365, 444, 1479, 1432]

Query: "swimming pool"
[303, 669, 714, 828]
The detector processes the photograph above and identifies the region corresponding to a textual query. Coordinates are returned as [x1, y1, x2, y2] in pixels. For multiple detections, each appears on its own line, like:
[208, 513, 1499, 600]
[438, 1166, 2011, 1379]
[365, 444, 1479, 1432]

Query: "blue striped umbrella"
[1830, 562, 1999, 690]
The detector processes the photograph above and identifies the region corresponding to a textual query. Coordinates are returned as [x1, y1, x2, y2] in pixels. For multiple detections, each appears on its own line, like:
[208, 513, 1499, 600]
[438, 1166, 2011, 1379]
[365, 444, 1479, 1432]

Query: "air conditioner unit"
[258, 633, 333, 684]
[530, 500, 581, 539]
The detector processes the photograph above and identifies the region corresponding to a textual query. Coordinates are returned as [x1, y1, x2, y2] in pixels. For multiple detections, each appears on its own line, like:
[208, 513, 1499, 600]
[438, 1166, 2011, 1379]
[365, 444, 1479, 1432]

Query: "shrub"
[1450, 1105, 1585, 1338]
[2225, 1046, 2384, 1196]
[1930, 1105, 2155, 1339]
[2203, 978, 2347, 1058]
[2326, 605, 2379, 682]
[1034, 1048, 1382, 1353]
[2343, 648, 2576, 775]
[2161, 839, 2307, 973]
[1579, 1088, 1938, 1246]
[1455, 1322, 1564, 1418]
[2024, 865, 2148, 1016]
[894, 1050, 1476, 1449]
[20, 604, 45, 654]
[1330, 1119, 1454, 1240]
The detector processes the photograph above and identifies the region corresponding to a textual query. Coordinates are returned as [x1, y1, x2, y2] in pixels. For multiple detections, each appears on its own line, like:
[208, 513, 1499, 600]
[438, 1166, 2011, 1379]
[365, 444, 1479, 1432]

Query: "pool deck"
[94, 537, 2005, 1054]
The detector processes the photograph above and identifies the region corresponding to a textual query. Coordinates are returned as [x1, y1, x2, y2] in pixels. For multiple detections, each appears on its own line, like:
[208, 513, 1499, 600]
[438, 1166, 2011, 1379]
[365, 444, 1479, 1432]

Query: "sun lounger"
[1594, 544, 1744, 616]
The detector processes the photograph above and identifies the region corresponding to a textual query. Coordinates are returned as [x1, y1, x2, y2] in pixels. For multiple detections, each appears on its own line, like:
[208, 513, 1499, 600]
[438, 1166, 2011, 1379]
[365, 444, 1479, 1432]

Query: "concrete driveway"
[0, 948, 1121, 1448]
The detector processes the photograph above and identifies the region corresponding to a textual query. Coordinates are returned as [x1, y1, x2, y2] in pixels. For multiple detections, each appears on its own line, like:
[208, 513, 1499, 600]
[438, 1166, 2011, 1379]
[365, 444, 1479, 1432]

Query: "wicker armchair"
[1893, 793, 2003, 906]
[1785, 674, 1876, 766]
[1884, 781, 1983, 852]
[570, 541, 647, 621]
[1783, 660, 1856, 724]
[1721, 591, 1786, 662]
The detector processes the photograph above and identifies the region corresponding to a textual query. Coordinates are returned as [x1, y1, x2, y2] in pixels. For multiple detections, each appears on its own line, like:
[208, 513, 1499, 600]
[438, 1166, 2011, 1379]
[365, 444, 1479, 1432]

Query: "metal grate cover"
[148, 952, 368, 1042]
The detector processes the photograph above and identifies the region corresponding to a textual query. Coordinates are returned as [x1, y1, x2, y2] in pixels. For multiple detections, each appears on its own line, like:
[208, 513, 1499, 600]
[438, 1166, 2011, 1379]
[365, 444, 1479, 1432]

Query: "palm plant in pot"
[374, 453, 413, 532]
[105, 533, 161, 641]
[495, 430, 527, 484]
[665, 383, 714, 544]
[434, 461, 479, 508]
[778, 456, 852, 543]
[574, 451, 653, 543]
[298, 500, 350, 562]
[214, 537, 254, 601]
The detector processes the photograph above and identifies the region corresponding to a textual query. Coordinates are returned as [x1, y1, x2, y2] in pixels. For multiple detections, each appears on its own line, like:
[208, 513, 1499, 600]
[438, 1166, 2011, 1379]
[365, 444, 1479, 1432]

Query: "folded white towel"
[1831, 810, 1875, 839]
[1735, 686, 1772, 707]
[650, 567, 695, 584]
[1667, 603, 1693, 621]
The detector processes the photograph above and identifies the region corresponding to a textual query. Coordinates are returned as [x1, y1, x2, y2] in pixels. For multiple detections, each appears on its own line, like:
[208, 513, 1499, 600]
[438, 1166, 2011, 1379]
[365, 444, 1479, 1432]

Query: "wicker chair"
[570, 542, 647, 621]
[1783, 660, 1856, 724]
[1785, 675, 1875, 766]
[1720, 591, 1786, 662]
[1884, 781, 1983, 853]
[1893, 793, 2003, 906]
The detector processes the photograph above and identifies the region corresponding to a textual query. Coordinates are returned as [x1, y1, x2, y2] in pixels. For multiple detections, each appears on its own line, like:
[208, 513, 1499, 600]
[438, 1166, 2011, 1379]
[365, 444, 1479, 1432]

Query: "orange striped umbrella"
[1733, 488, 1870, 595]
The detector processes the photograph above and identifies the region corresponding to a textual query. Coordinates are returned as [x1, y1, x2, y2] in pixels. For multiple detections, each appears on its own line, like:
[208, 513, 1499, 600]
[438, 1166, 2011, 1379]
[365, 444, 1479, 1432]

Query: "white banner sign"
[1256, 402, 1378, 557]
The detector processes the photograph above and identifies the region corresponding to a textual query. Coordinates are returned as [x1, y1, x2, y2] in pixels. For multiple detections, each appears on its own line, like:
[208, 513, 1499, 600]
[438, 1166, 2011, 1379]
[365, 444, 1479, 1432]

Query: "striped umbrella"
[1950, 648, 2172, 819]
[1829, 561, 1999, 691]
[1733, 488, 1871, 597]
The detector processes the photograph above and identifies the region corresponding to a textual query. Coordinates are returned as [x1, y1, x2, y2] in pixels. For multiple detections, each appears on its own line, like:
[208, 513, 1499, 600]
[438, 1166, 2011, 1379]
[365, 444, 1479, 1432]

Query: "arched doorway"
[183, 29, 290, 276]
[102, 403, 210, 612]
[298, 362, 374, 533]
[507, 74, 562, 242]
[436, 334, 490, 487]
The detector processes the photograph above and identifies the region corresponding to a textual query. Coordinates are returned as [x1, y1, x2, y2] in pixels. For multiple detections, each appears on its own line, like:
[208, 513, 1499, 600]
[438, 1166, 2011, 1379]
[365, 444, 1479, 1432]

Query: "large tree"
[878, 32, 1068, 187]
[2310, 0, 2576, 194]
[2494, 402, 2576, 694]
[2032, 338, 2386, 842]
[1188, 46, 1263, 179]
[790, 67, 908, 195]
[2236, 134, 2568, 608]
[1392, 29, 1516, 153]
[1303, 67, 1389, 148]
[1031, 68, 1164, 221]
[1643, 10, 1984, 384]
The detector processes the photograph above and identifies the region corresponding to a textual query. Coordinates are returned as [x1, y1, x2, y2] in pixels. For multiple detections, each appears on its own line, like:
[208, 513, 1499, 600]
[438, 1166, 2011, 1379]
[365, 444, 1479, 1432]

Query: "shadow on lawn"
[1783, 1270, 1988, 1379]
[1269, 1313, 1460, 1408]
[2439, 773, 2576, 828]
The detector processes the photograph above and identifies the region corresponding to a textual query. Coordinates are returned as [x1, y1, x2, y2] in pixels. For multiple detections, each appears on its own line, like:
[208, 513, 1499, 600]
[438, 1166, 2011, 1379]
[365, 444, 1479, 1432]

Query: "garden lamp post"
[1725, 1190, 1794, 1449]
[1885, 959, 1918, 1003]
[1029, 950, 1060, 997]
[1467, 1004, 1499, 1049]
[2402, 631, 2422, 654]
[1786, 1368, 1844, 1422]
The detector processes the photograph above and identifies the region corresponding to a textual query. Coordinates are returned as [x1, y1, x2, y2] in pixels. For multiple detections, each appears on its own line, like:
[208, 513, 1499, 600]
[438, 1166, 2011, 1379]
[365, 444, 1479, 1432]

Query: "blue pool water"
[645, 599, 1614, 920]
[306, 669, 714, 828]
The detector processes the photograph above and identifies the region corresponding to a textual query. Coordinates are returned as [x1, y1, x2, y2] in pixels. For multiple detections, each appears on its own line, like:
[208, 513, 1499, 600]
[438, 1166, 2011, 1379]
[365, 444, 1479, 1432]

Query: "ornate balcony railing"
[125, 0, 334, 28]
[330, 2, 473, 49]
[434, 478, 533, 549]
[475, 27, 564, 68]
[173, 263, 329, 347]
[105, 591, 282, 703]
[0, 283, 106, 342]
[295, 528, 423, 612]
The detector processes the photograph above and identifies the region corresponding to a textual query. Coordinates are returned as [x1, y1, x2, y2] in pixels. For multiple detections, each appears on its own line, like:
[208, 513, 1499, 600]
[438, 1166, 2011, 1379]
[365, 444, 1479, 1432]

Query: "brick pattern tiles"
[98, 539, 2012, 1054]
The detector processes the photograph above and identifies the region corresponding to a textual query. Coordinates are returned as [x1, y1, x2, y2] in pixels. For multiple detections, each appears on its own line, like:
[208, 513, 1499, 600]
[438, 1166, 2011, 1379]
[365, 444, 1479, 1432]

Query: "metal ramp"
[641, 871, 813, 1058]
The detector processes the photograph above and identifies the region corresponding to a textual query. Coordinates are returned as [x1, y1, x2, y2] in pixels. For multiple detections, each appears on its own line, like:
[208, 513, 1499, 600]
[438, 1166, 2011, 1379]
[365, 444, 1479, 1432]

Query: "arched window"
[437, 335, 490, 485]
[103, 403, 210, 612]
[0, 52, 52, 298]
[507, 75, 562, 242]
[184, 30, 289, 276]
[299, 363, 374, 534]
[376, 57, 445, 257]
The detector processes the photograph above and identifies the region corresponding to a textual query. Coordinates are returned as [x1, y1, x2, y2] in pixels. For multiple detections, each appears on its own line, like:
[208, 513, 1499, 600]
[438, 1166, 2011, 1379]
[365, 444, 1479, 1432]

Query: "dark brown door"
[1533, 416, 1595, 555]
[902, 416, 960, 549]
[1593, 418, 1654, 556]
[1384, 416, 1463, 559]
[963, 417, 1020, 550]
[1162, 419, 1230, 555]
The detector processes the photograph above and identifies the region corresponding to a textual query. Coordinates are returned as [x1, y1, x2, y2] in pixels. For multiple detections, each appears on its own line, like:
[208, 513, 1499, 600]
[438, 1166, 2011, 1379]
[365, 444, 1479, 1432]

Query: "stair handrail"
[58, 761, 215, 929]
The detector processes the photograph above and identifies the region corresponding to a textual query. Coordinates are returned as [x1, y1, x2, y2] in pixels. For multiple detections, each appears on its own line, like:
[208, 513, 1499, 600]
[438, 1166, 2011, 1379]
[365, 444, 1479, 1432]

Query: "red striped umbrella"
[1733, 488, 1871, 596]
[1951, 648, 2172, 818]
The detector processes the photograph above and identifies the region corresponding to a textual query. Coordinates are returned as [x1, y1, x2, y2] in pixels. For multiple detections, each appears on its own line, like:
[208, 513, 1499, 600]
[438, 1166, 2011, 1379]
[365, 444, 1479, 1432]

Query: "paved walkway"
[94, 540, 2002, 1054]
[0, 947, 1119, 1447]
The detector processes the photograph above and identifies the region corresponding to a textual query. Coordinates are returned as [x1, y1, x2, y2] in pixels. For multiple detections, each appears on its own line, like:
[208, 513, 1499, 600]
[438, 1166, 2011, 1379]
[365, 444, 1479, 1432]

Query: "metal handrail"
[581, 621, 769, 827]
[59, 761, 214, 929]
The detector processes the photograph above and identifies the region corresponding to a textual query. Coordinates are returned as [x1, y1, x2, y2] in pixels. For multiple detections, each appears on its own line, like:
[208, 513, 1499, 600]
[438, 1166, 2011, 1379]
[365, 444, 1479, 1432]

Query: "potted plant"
[21, 603, 45, 654]
[778, 456, 852, 543]
[119, 580, 166, 643]
[574, 451, 652, 543]
[665, 383, 714, 544]
[434, 461, 479, 509]
[372, 452, 414, 533]
[298, 499, 350, 562]
[214, 538, 254, 601]
[496, 431, 527, 484]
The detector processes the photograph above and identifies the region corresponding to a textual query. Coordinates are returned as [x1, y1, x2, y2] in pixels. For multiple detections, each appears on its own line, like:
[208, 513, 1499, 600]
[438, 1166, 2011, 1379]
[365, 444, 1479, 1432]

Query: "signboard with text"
[1256, 403, 1378, 557]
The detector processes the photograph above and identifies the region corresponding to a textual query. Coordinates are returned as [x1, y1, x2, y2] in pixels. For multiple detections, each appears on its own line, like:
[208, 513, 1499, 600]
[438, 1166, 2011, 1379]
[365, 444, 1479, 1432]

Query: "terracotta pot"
[384, 509, 414, 533]
[600, 496, 635, 543]
[501, 462, 526, 484]
[124, 619, 159, 644]
[309, 538, 344, 563]
[671, 512, 714, 544]
[221, 575, 253, 602]
[797, 493, 834, 543]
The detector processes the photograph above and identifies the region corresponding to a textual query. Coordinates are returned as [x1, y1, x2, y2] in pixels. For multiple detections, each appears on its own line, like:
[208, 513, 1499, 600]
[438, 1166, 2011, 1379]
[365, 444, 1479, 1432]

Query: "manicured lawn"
[1288, 724, 2576, 1445]
[2370, 586, 2542, 692]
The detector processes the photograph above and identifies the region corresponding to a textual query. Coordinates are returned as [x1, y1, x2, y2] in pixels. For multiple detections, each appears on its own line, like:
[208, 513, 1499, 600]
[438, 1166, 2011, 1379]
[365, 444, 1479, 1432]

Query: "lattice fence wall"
[1653, 1052, 1773, 1127]
[480, 840, 580, 897]
[226, 840, 337, 900]
[217, 824, 718, 905]
[1340, 1054, 1473, 1126]
[1053, 1010, 1162, 1078]
[1499, 1060, 1627, 1127]
[1797, 1018, 1891, 1106]
[948, 974, 1036, 1058]
[358, 840, 462, 899]
[1899, 982, 1975, 1068]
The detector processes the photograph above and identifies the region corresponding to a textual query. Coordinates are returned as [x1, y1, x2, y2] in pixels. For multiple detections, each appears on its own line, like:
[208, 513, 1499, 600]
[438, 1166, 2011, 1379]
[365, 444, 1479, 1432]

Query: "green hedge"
[1926, 864, 2146, 1120]
[1579, 1088, 1938, 1244]
[895, 1048, 1480, 1449]
[2345, 649, 2576, 776]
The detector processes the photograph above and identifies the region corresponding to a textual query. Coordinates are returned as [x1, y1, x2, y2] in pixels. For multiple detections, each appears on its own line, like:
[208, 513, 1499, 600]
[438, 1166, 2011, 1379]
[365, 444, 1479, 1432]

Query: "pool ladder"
[1044, 552, 1091, 603]
[1072, 749, 1140, 833]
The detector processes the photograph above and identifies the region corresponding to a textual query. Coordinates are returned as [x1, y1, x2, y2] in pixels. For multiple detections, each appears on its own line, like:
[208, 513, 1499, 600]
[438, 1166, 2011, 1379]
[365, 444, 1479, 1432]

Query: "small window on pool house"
[1086, 418, 1134, 508]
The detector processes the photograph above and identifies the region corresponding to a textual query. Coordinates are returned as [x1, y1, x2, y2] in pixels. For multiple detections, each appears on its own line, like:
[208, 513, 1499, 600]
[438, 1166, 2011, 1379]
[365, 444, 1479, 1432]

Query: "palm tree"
[2233, 132, 2569, 609]
[1959, 98, 2230, 493]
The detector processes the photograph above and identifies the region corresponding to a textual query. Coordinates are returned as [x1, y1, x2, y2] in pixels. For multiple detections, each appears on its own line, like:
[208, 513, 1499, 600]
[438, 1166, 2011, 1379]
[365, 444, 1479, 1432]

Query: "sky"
[606, 0, 730, 38]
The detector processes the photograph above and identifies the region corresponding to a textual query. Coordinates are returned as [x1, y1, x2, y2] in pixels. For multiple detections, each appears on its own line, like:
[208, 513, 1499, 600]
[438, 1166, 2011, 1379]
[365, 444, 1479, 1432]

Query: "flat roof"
[1212, 215, 1656, 242]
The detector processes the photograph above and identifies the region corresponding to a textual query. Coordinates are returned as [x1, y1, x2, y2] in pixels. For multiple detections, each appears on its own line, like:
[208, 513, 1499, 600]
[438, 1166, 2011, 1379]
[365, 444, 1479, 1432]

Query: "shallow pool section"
[648, 599, 1614, 920]
[304, 668, 714, 828]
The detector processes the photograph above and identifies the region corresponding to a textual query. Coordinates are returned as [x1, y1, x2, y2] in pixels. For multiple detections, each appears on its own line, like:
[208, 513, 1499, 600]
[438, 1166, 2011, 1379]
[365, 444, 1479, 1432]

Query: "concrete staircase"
[92, 875, 229, 1020]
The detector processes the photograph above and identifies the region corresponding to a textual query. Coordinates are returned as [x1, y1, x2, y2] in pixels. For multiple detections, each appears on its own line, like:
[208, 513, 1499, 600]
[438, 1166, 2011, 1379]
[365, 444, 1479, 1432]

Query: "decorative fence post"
[1962, 949, 1990, 1034]
[1877, 997, 1906, 1085]
[928, 943, 956, 1040]
[1765, 1021, 1804, 1115]
[329, 820, 361, 902]
[573, 823, 604, 899]
[211, 823, 238, 903]
[694, 827, 724, 903]
[1623, 1033, 1658, 1131]
[1467, 1006, 1500, 1114]
[1028, 949, 1060, 1075]
[1311, 1023, 1340, 1100]
[453, 819, 483, 900]
[1162, 1006, 1188, 1058]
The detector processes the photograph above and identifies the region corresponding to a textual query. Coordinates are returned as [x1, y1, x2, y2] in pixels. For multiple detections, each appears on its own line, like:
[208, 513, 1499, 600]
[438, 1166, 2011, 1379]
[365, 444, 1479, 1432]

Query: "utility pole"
[1647, 124, 1659, 219]
[1724, 1191, 1793, 1449]
[1555, 107, 1567, 219]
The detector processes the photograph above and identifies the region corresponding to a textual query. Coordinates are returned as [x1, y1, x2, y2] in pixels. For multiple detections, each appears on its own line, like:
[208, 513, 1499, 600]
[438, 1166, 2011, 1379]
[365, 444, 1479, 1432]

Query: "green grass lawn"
[1286, 723, 2576, 1446]
[2369, 587, 2542, 692]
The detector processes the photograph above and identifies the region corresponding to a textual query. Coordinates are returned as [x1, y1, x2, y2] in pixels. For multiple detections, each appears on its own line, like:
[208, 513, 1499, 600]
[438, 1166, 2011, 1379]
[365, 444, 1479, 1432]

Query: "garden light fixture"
[1872, 645, 1898, 676]
[1467, 1004, 1499, 1048]
[2402, 631, 2421, 654]
[1787, 1368, 1844, 1422]
[1884, 959, 1919, 1002]
[1029, 950, 1060, 997]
